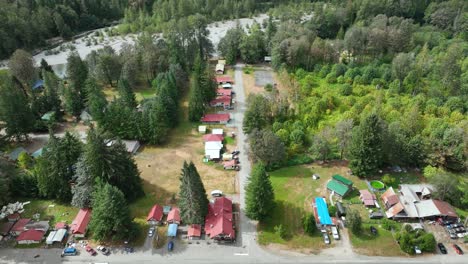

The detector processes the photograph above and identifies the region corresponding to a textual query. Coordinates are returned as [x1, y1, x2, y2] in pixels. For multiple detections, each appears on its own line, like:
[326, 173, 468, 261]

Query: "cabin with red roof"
[188, 224, 202, 240]
[70, 209, 91, 237]
[11, 218, 31, 236]
[210, 95, 232, 108]
[167, 208, 181, 224]
[201, 114, 230, 124]
[147, 205, 164, 225]
[205, 197, 235, 242]
[215, 76, 233, 84]
[217, 89, 232, 97]
[16, 229, 45, 244]
[203, 134, 224, 143]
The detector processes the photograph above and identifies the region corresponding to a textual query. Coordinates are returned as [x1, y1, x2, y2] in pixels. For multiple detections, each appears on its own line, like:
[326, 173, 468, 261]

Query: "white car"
[323, 233, 330, 244]
[331, 226, 340, 240]
[414, 246, 422, 254]
[148, 227, 155, 237]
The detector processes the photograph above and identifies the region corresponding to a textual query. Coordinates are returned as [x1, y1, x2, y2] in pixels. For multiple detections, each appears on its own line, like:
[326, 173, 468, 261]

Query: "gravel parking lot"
[424, 221, 467, 255]
[254, 70, 274, 87]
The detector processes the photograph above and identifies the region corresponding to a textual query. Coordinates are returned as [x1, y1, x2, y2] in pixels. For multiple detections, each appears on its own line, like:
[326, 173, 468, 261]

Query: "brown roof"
[11, 219, 31, 232]
[433, 200, 458, 218]
[385, 202, 405, 218]
[0, 222, 14, 235]
[381, 187, 399, 206]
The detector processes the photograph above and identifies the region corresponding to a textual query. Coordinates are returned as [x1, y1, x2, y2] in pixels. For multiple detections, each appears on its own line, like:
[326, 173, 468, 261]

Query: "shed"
[215, 64, 225, 74]
[8, 147, 27, 161]
[369, 211, 384, 219]
[167, 223, 178, 237]
[167, 208, 181, 224]
[359, 190, 377, 207]
[147, 205, 163, 224]
[212, 129, 224, 135]
[55, 222, 67, 230]
[198, 126, 207, 134]
[46, 228, 67, 245]
[31, 148, 43, 158]
[217, 89, 232, 96]
[218, 60, 226, 65]
[70, 209, 91, 237]
[122, 140, 140, 154]
[188, 224, 202, 239]
[16, 230, 45, 244]
[326, 180, 350, 197]
[222, 153, 233, 161]
[332, 175, 353, 186]
[264, 56, 272, 62]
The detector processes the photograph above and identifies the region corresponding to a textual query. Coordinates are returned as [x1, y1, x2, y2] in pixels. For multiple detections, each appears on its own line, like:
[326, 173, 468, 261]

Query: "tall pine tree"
[188, 75, 205, 122]
[178, 161, 209, 225]
[85, 76, 107, 122]
[118, 78, 137, 108]
[89, 183, 136, 241]
[245, 162, 275, 221]
[348, 113, 385, 177]
[71, 156, 94, 208]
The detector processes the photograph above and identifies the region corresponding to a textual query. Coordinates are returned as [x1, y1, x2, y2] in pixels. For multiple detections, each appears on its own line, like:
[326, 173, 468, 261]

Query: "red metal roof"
[167, 208, 181, 223]
[147, 205, 163, 222]
[217, 89, 232, 96]
[7, 213, 20, 220]
[203, 134, 224, 142]
[11, 219, 30, 232]
[215, 76, 233, 83]
[55, 222, 67, 230]
[71, 209, 91, 235]
[16, 229, 44, 241]
[210, 96, 231, 106]
[188, 224, 201, 237]
[205, 197, 234, 239]
[201, 114, 230, 123]
[433, 200, 458, 218]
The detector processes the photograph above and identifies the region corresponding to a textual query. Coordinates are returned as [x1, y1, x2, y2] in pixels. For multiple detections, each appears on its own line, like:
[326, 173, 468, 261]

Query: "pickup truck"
[331, 226, 340, 240]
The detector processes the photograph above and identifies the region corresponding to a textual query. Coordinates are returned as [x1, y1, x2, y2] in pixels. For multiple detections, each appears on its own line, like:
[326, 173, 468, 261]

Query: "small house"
[16, 230, 45, 244]
[359, 190, 377, 207]
[188, 224, 202, 240]
[11, 218, 31, 235]
[217, 89, 232, 97]
[167, 208, 181, 224]
[205, 197, 235, 242]
[198, 126, 207, 134]
[215, 76, 233, 85]
[70, 209, 91, 238]
[147, 205, 164, 225]
[205, 141, 223, 160]
[332, 174, 353, 187]
[326, 180, 350, 197]
[210, 96, 231, 108]
[201, 114, 230, 124]
[167, 223, 178, 237]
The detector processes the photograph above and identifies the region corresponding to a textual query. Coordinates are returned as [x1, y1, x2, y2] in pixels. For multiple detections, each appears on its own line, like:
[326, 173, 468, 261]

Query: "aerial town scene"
[0, 1, 466, 264]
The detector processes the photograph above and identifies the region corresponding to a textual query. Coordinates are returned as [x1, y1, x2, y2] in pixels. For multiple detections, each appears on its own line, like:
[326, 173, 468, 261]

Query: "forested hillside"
[0, 0, 127, 59]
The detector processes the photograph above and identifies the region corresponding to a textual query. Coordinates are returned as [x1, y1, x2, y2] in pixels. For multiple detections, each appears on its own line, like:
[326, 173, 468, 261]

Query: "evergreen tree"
[141, 97, 170, 144]
[0, 158, 14, 207]
[89, 183, 136, 241]
[64, 83, 84, 118]
[102, 100, 140, 139]
[35, 132, 83, 202]
[85, 77, 107, 122]
[8, 49, 36, 93]
[71, 157, 94, 208]
[118, 78, 137, 108]
[188, 76, 206, 122]
[218, 26, 245, 64]
[42, 71, 62, 119]
[178, 161, 209, 225]
[245, 162, 275, 221]
[302, 213, 317, 236]
[121, 57, 139, 88]
[349, 113, 385, 177]
[66, 51, 88, 102]
[0, 76, 35, 141]
[82, 127, 143, 201]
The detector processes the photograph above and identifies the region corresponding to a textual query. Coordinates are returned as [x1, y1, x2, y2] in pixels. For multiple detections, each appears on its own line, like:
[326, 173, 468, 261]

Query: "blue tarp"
[315, 197, 332, 225]
[32, 80, 44, 90]
[167, 224, 178, 237]
[32, 148, 43, 158]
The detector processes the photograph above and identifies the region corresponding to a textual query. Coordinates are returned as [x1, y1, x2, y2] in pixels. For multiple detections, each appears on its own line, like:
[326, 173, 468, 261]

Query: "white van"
[331, 226, 340, 240]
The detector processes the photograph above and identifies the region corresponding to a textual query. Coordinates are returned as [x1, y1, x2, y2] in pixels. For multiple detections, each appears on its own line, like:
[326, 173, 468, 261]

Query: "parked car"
[452, 244, 464, 255]
[231, 150, 240, 155]
[97, 245, 110, 256]
[211, 190, 223, 197]
[148, 226, 155, 237]
[414, 246, 422, 255]
[331, 226, 340, 240]
[168, 241, 174, 251]
[323, 233, 330, 244]
[62, 247, 77, 256]
[85, 246, 97, 256]
[370, 226, 378, 236]
[437, 243, 447, 254]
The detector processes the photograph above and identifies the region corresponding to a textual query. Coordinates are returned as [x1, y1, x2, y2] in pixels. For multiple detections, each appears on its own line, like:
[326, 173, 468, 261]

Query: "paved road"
[1, 64, 467, 264]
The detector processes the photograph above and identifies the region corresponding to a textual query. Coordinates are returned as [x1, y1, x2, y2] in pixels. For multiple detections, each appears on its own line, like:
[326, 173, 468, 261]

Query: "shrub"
[419, 233, 436, 252]
[264, 83, 273, 91]
[326, 73, 337, 84]
[381, 174, 395, 187]
[339, 84, 353, 96]
[302, 214, 316, 235]
[347, 209, 362, 234]
[328, 205, 337, 216]
[318, 65, 331, 78]
[286, 154, 313, 167]
[381, 218, 396, 231]
[337, 76, 344, 84]
[274, 224, 287, 239]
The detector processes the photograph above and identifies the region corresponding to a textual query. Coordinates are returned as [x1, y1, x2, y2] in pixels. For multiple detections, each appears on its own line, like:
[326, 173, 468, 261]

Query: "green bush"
[264, 83, 273, 91]
[339, 84, 353, 96]
[302, 214, 316, 236]
[326, 73, 337, 84]
[274, 224, 287, 239]
[328, 205, 337, 216]
[286, 154, 313, 167]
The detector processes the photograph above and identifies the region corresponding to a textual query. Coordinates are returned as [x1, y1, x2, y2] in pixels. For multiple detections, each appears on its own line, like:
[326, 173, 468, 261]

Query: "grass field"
[349, 223, 404, 256]
[20, 199, 79, 226]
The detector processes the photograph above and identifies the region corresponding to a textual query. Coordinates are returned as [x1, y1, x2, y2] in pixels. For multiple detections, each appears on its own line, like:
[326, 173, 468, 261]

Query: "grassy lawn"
[20, 199, 79, 226]
[349, 224, 404, 256]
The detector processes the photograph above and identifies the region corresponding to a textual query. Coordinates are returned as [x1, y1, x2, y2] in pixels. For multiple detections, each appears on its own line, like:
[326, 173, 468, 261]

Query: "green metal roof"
[332, 174, 353, 186]
[327, 180, 350, 196]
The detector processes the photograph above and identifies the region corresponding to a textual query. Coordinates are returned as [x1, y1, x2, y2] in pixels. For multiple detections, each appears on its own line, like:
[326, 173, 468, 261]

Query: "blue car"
[168, 241, 174, 251]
